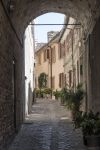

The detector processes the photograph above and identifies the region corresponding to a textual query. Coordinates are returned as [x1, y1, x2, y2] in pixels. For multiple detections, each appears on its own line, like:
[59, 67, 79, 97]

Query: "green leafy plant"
[60, 84, 85, 120]
[66, 84, 85, 112]
[44, 88, 52, 95]
[53, 90, 61, 100]
[38, 73, 48, 89]
[60, 87, 70, 104]
[34, 88, 40, 98]
[34, 88, 44, 98]
[74, 111, 100, 136]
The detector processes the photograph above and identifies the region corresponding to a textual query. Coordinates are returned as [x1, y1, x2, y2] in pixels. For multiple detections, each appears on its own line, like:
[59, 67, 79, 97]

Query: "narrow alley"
[8, 99, 85, 150]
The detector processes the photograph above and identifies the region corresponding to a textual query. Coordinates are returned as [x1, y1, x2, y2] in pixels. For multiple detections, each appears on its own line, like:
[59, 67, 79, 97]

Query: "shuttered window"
[52, 46, 56, 63]
[58, 43, 62, 59]
[47, 49, 50, 59]
[59, 73, 64, 88]
[52, 76, 55, 89]
[43, 50, 47, 62]
[69, 70, 72, 87]
[38, 53, 41, 64]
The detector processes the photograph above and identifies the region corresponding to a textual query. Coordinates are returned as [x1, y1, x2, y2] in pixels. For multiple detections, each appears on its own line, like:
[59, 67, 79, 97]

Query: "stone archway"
[9, 0, 100, 39]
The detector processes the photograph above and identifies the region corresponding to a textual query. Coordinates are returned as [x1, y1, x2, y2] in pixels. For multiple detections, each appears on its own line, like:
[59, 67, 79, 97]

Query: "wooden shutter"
[58, 43, 61, 59]
[59, 73, 61, 88]
[69, 70, 72, 87]
[52, 47, 56, 63]
[47, 49, 49, 59]
[52, 77, 55, 89]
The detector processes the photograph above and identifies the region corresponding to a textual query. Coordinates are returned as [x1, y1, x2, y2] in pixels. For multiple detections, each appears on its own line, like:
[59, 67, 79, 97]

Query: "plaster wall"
[24, 25, 34, 115]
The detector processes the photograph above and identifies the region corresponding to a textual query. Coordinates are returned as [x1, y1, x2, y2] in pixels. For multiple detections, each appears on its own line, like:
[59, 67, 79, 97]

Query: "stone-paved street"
[8, 98, 86, 150]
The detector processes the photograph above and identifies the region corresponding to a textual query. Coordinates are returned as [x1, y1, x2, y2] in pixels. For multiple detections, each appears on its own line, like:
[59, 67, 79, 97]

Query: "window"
[69, 70, 72, 87]
[66, 42, 69, 53]
[43, 50, 46, 62]
[77, 61, 79, 84]
[73, 68, 76, 88]
[35, 77, 37, 88]
[46, 75, 49, 87]
[47, 49, 50, 59]
[58, 42, 66, 59]
[52, 46, 56, 63]
[52, 76, 55, 89]
[59, 73, 64, 88]
[80, 64, 83, 75]
[59, 73, 61, 88]
[64, 74, 66, 87]
[38, 53, 41, 64]
[58, 43, 61, 59]
[62, 42, 66, 57]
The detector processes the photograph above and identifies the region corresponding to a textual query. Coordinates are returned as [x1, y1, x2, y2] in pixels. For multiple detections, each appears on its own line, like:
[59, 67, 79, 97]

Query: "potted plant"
[53, 90, 61, 100]
[38, 73, 48, 89]
[60, 87, 69, 105]
[74, 111, 100, 149]
[34, 88, 40, 98]
[44, 88, 52, 98]
[66, 84, 85, 120]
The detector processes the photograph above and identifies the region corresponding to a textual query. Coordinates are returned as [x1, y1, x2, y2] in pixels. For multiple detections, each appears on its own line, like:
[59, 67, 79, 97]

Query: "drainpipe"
[47, 46, 52, 99]
[50, 46, 52, 98]
[71, 29, 74, 90]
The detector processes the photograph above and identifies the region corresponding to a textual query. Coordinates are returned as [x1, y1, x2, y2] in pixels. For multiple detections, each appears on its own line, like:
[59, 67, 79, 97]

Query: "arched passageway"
[0, 0, 100, 148]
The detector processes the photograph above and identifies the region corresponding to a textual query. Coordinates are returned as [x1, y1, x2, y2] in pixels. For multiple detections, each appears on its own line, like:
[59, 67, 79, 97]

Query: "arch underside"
[9, 0, 100, 37]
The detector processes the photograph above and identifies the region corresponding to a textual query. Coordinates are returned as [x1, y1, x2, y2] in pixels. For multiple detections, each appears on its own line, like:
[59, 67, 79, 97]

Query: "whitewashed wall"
[24, 25, 34, 116]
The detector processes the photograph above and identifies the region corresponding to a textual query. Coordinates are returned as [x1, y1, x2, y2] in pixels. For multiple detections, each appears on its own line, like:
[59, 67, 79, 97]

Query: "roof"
[35, 15, 69, 54]
[35, 31, 61, 54]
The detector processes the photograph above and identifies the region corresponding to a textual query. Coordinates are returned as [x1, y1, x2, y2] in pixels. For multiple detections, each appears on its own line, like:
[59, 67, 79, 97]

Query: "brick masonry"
[0, 1, 25, 148]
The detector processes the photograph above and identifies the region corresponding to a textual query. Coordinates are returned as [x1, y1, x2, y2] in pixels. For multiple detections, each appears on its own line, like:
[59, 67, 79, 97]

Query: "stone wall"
[87, 16, 100, 112]
[0, 1, 25, 148]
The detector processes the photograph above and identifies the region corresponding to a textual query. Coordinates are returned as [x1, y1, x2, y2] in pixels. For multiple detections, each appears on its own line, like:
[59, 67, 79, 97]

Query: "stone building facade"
[35, 32, 64, 91]
[35, 16, 85, 96]
[35, 45, 49, 88]
[60, 17, 84, 89]
[60, 16, 86, 110]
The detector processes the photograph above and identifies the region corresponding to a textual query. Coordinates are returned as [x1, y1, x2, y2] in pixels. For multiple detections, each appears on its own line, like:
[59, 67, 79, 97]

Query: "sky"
[34, 13, 65, 43]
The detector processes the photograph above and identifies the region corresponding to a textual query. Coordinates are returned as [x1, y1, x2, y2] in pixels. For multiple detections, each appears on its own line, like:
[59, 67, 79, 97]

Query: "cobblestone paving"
[8, 99, 86, 150]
